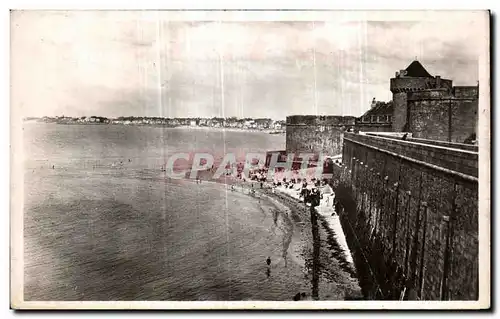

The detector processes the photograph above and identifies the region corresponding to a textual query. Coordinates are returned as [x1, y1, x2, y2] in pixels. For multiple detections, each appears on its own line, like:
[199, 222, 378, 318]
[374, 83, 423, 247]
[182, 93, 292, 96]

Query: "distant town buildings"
[25, 115, 286, 133]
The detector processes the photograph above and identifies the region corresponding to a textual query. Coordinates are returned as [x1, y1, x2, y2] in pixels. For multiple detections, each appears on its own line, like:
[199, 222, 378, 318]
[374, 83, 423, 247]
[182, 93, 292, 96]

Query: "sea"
[22, 123, 321, 301]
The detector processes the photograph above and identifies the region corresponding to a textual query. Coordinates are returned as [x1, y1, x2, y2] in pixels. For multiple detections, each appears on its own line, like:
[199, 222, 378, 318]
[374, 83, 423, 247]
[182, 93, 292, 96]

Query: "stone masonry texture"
[407, 90, 478, 143]
[285, 115, 356, 156]
[331, 133, 478, 300]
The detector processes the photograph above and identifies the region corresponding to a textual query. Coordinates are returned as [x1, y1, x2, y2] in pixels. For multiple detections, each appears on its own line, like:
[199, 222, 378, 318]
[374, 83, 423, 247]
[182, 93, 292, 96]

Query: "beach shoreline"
[191, 172, 362, 300]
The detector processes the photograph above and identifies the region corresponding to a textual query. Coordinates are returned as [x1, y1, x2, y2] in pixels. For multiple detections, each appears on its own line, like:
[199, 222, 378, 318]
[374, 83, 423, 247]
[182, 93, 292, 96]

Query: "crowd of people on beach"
[267, 175, 340, 214]
[213, 161, 343, 216]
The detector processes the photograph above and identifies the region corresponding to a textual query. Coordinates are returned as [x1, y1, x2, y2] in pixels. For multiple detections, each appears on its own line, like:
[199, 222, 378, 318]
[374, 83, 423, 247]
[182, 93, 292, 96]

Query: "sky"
[11, 11, 486, 120]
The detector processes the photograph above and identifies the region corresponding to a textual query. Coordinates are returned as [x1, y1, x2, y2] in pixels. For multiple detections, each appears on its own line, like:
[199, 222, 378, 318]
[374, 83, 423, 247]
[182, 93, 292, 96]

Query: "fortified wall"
[332, 132, 478, 300]
[285, 115, 356, 156]
[284, 60, 480, 301]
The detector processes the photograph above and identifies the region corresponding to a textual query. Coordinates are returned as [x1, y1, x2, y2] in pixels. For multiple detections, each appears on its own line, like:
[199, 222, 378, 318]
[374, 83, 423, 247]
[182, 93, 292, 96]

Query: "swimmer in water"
[266, 257, 271, 266]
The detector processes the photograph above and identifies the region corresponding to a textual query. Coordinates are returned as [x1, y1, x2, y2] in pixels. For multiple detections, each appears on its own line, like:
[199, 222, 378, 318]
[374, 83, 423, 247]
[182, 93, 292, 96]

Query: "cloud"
[11, 11, 485, 119]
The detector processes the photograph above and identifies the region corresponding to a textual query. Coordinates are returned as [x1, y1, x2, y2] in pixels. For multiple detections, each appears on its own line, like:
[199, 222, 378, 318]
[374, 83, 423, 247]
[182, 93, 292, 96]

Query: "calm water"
[24, 124, 320, 301]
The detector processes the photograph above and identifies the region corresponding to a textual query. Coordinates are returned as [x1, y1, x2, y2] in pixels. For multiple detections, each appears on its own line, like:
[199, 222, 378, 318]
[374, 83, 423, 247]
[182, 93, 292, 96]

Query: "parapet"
[406, 86, 479, 101]
[453, 86, 479, 99]
[406, 89, 452, 101]
[390, 77, 453, 93]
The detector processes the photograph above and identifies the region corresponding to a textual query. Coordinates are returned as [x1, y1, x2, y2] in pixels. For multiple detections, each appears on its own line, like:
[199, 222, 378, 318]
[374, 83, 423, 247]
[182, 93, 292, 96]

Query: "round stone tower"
[389, 60, 452, 132]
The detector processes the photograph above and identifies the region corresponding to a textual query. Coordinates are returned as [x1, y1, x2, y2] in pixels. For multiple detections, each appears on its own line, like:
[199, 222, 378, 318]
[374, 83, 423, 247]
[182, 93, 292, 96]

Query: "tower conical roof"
[404, 60, 433, 77]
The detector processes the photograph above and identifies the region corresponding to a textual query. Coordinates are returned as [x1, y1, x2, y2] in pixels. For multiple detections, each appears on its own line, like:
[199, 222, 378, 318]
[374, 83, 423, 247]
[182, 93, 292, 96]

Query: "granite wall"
[333, 132, 478, 300]
[285, 115, 356, 156]
[407, 90, 478, 143]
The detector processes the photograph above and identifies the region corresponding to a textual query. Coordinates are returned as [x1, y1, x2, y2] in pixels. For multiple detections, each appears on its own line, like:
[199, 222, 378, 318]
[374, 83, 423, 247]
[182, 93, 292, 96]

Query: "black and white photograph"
[10, 10, 490, 310]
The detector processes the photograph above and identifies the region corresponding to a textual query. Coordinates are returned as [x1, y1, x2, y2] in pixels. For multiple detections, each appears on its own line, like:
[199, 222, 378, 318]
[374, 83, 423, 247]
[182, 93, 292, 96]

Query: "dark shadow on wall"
[310, 206, 320, 300]
[333, 184, 377, 299]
